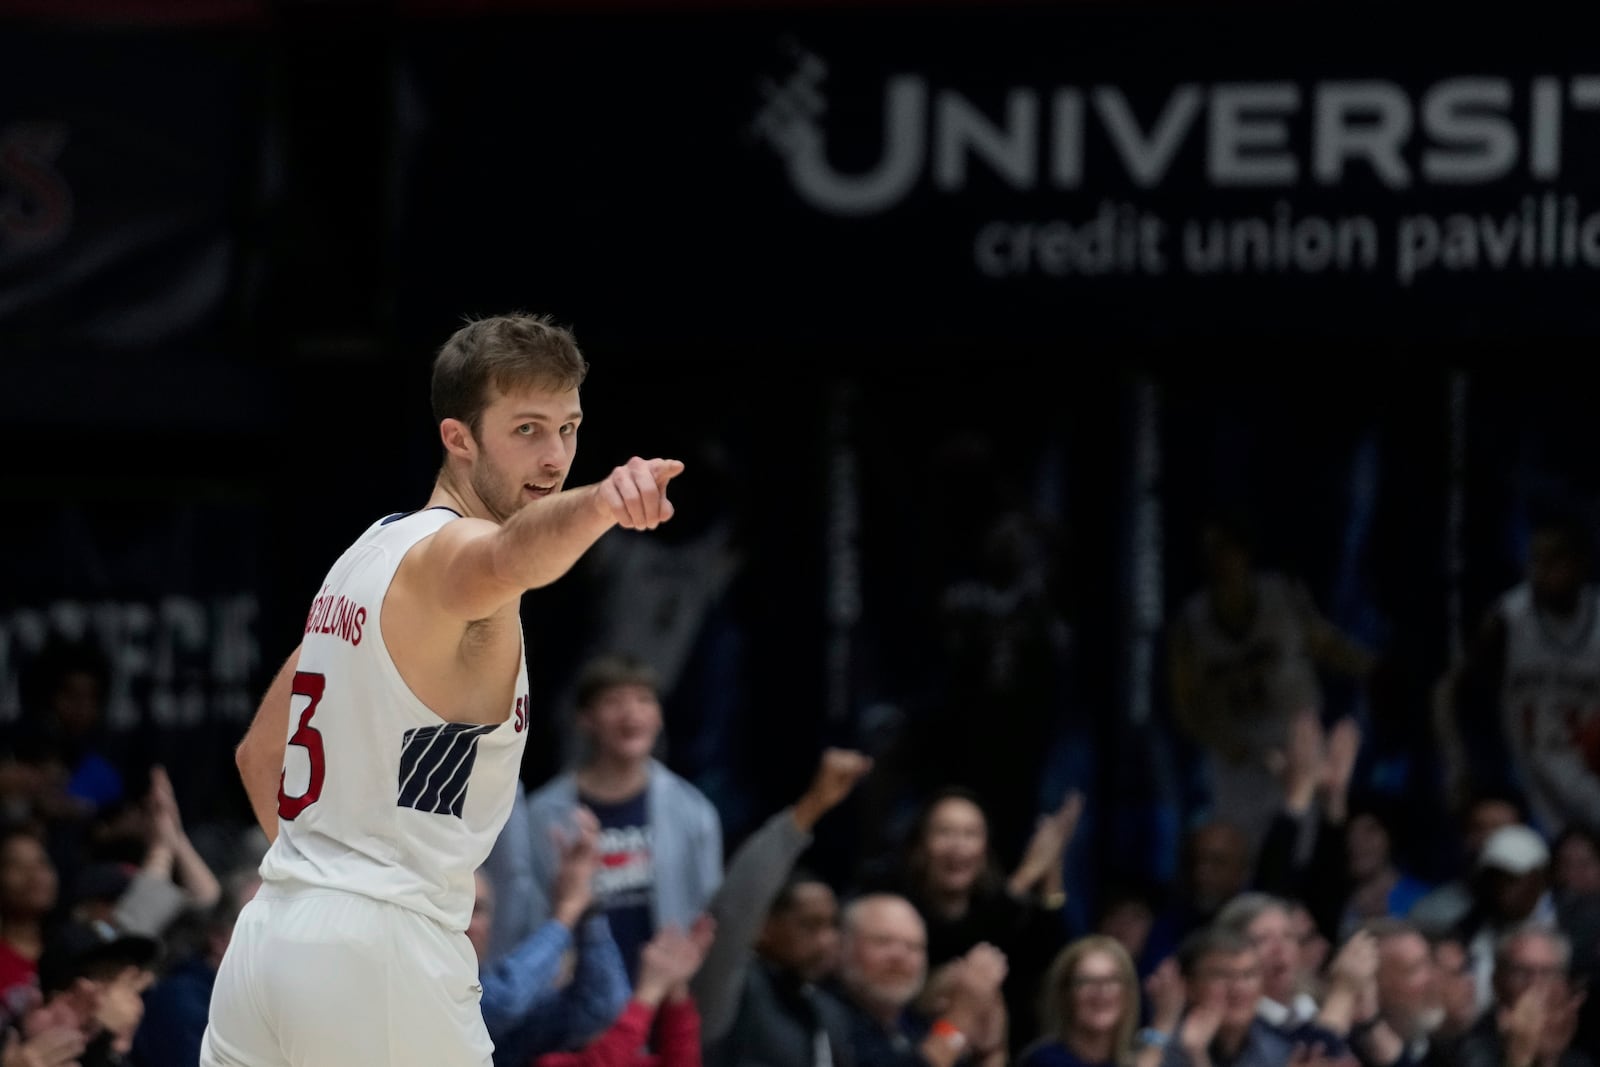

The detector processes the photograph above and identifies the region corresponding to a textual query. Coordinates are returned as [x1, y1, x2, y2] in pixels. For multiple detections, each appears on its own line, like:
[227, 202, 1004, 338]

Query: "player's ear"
[439, 418, 476, 461]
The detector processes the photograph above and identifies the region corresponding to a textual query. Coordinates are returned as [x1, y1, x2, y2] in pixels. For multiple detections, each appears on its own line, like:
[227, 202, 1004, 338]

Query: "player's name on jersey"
[304, 585, 369, 647]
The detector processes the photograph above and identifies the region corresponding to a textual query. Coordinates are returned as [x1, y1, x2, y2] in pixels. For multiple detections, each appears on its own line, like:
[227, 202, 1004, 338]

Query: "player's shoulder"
[395, 510, 503, 576]
[1256, 570, 1307, 605]
[384, 507, 502, 590]
[1497, 582, 1534, 617]
[354, 505, 466, 545]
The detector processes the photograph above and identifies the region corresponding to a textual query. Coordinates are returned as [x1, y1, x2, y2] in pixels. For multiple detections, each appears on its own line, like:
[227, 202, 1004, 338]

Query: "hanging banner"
[0, 495, 266, 735]
[394, 7, 1600, 343]
[0, 25, 266, 355]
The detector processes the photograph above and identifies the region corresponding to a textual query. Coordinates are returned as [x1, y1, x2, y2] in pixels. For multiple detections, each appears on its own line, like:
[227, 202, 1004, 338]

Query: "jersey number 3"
[278, 671, 328, 820]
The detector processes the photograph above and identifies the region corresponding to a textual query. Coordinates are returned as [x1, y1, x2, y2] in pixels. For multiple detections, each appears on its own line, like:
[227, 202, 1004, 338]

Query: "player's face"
[582, 683, 662, 764]
[1202, 526, 1251, 588]
[470, 384, 582, 523]
[1529, 531, 1583, 612]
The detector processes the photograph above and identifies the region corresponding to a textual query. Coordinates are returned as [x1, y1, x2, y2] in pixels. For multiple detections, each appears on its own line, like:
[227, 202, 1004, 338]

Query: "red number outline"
[277, 671, 327, 820]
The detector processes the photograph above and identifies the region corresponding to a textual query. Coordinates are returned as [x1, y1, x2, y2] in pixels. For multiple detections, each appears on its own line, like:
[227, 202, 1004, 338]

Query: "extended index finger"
[647, 458, 685, 485]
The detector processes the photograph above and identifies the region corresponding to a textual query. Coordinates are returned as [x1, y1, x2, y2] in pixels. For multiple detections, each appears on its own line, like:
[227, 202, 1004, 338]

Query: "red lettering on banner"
[0, 122, 72, 247]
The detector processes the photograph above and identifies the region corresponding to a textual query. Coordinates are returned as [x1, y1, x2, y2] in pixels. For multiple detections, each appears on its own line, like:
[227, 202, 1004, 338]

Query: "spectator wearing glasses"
[1154, 927, 1297, 1067]
[1021, 935, 1177, 1067]
[1455, 924, 1592, 1067]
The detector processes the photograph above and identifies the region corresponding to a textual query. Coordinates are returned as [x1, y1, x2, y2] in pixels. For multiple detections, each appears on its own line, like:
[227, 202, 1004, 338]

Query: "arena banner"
[0, 495, 267, 736]
[393, 7, 1600, 342]
[0, 24, 266, 355]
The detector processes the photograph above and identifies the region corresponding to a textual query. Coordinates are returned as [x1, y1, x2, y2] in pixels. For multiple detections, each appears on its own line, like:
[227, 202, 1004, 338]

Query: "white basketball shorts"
[200, 884, 493, 1067]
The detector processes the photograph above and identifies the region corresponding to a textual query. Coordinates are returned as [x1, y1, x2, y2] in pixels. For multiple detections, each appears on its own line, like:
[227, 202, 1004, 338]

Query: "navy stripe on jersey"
[396, 723, 498, 817]
[381, 505, 463, 526]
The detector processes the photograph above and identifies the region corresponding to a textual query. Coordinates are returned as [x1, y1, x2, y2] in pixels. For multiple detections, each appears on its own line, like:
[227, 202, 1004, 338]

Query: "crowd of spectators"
[3, 500, 1598, 1066]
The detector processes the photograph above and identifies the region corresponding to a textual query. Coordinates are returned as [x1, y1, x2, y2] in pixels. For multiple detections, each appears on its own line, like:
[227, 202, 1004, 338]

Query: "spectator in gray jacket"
[487, 654, 723, 982]
[695, 748, 872, 1067]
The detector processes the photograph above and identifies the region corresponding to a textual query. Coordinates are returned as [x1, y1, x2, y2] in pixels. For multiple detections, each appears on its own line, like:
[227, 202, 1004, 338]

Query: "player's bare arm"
[405, 455, 685, 623]
[235, 643, 302, 844]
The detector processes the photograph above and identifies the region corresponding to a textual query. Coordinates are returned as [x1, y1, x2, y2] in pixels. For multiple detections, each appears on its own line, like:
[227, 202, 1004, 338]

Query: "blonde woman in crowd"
[1022, 935, 1171, 1067]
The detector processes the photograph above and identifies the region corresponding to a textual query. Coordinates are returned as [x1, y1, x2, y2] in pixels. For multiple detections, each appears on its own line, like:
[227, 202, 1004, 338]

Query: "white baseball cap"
[1477, 824, 1550, 875]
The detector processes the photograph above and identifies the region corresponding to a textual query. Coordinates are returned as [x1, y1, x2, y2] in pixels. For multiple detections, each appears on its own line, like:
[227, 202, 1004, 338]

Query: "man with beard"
[207, 313, 686, 1067]
[1347, 919, 1454, 1067]
[830, 894, 1008, 1067]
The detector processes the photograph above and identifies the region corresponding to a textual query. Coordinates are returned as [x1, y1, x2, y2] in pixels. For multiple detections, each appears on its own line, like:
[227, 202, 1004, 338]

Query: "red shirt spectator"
[536, 996, 701, 1067]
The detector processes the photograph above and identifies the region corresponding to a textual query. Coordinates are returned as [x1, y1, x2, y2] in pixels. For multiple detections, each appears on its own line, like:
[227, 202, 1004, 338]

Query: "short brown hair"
[575, 654, 660, 712]
[430, 313, 589, 437]
[1178, 926, 1253, 979]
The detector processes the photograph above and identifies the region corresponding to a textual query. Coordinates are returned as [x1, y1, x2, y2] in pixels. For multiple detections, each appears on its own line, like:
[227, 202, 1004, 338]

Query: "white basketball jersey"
[1181, 572, 1322, 750]
[258, 506, 530, 933]
[1498, 582, 1600, 834]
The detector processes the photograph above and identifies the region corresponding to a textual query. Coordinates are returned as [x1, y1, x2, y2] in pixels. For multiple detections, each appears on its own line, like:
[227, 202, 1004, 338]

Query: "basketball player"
[201, 314, 684, 1067]
[1455, 511, 1600, 839]
[1168, 512, 1374, 853]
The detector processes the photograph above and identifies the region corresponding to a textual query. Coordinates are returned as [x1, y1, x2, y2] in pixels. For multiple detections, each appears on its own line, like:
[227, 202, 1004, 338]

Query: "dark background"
[4, 0, 1598, 913]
